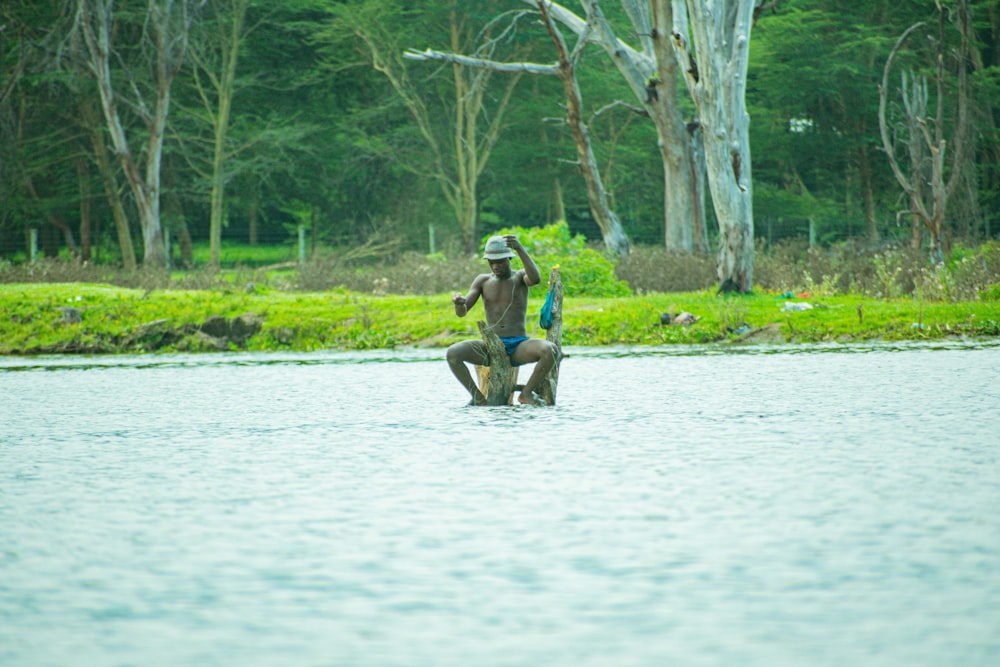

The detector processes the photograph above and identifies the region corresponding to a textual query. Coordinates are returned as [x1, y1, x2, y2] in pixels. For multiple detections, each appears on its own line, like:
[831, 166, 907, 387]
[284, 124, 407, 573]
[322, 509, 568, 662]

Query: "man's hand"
[452, 292, 466, 307]
[503, 234, 523, 253]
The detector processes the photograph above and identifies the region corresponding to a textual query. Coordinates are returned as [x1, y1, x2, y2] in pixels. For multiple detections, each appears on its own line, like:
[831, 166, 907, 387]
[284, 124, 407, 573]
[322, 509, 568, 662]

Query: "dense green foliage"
[1, 1, 998, 267]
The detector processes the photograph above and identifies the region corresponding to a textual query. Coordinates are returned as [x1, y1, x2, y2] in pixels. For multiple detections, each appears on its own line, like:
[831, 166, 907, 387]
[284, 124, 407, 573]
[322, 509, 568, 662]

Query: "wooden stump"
[537, 268, 563, 406]
[476, 321, 519, 406]
[475, 268, 563, 406]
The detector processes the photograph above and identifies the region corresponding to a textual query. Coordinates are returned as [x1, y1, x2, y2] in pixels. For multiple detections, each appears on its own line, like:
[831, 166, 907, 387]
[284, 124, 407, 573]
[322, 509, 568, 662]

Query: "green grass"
[188, 241, 299, 267]
[2, 283, 998, 355]
[558, 292, 1000, 345]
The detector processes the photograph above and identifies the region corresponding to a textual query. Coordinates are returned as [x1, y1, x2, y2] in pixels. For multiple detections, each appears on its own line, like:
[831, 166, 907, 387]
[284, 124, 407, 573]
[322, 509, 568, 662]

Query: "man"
[447, 234, 557, 406]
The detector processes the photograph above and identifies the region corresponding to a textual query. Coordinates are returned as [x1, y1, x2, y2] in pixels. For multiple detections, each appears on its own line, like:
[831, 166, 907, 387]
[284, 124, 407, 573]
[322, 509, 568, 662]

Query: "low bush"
[619, 239, 1000, 302]
[297, 251, 481, 295]
[614, 247, 716, 293]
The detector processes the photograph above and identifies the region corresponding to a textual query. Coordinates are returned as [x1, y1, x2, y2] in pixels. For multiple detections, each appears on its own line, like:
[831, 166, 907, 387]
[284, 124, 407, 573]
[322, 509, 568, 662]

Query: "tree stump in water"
[476, 321, 519, 406]
[475, 268, 563, 406]
[537, 268, 564, 406]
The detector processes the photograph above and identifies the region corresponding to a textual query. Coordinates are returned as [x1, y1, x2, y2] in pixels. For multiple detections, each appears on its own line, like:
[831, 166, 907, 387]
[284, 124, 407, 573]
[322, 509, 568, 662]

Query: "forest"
[1, 1, 997, 294]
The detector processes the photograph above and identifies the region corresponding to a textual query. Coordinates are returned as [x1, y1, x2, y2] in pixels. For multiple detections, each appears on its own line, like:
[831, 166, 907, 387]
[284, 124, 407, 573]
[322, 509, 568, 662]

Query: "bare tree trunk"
[688, 120, 710, 252]
[76, 156, 92, 261]
[537, 2, 629, 255]
[88, 125, 136, 270]
[537, 267, 563, 406]
[186, 0, 250, 268]
[175, 222, 194, 267]
[162, 162, 193, 267]
[857, 143, 878, 243]
[878, 1, 970, 263]
[78, 67, 136, 270]
[75, 0, 160, 266]
[673, 0, 759, 292]
[649, 1, 699, 253]
[551, 177, 566, 223]
[73, 0, 193, 268]
[248, 200, 260, 245]
[537, 0, 701, 253]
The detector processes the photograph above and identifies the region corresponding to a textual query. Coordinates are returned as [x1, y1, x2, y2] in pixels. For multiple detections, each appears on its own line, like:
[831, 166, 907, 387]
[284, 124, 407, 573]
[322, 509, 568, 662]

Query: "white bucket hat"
[483, 236, 515, 260]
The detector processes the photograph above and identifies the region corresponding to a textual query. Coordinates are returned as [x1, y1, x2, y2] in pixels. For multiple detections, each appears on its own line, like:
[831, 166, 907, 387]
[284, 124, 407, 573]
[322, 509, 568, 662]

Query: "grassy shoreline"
[2, 283, 999, 356]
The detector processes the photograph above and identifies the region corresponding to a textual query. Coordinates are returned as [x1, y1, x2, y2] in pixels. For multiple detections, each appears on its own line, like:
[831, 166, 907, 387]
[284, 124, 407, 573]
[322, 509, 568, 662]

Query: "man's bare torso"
[478, 271, 528, 337]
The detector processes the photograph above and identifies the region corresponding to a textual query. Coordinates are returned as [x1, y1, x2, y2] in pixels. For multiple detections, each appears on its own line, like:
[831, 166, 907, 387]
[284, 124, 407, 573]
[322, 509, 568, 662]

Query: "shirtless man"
[447, 234, 557, 406]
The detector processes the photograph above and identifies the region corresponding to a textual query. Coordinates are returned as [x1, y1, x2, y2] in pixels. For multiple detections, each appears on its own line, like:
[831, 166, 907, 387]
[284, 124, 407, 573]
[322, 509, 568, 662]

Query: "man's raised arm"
[505, 235, 540, 286]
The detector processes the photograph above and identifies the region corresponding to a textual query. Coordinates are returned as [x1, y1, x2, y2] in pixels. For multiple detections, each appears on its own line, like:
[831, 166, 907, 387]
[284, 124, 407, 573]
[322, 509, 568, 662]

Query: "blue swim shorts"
[499, 336, 529, 365]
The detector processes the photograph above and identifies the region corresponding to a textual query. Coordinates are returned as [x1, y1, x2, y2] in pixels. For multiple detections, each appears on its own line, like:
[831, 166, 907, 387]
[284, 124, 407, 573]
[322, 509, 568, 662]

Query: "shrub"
[492, 221, 631, 297]
[752, 238, 809, 293]
[297, 251, 482, 294]
[751, 239, 1000, 301]
[614, 246, 716, 293]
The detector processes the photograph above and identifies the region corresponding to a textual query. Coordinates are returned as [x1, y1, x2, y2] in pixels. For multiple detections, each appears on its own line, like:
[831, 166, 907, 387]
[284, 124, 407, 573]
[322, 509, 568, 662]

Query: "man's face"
[488, 258, 511, 278]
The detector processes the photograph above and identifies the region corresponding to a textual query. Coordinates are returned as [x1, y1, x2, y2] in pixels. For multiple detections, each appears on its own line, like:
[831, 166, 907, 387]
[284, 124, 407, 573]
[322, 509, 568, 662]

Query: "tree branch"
[590, 100, 648, 121]
[752, 0, 782, 27]
[878, 22, 925, 201]
[403, 48, 559, 76]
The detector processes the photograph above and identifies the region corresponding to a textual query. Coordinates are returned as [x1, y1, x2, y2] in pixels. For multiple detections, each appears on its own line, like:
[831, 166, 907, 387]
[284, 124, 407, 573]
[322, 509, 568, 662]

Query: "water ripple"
[2, 344, 999, 667]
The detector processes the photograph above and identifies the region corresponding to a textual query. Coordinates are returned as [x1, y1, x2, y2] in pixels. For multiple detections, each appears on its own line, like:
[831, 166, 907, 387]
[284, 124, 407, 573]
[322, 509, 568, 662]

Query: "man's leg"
[509, 339, 557, 404]
[446, 340, 489, 404]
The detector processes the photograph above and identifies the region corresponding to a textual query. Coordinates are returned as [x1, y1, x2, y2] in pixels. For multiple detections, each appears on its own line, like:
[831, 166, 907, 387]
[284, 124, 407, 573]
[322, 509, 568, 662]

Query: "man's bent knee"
[511, 339, 556, 366]
[540, 340, 557, 364]
[448, 341, 486, 366]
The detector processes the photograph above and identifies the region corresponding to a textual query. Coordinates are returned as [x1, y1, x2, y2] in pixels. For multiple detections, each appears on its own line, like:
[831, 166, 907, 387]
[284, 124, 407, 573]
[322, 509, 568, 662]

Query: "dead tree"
[878, 0, 970, 262]
[671, 0, 763, 293]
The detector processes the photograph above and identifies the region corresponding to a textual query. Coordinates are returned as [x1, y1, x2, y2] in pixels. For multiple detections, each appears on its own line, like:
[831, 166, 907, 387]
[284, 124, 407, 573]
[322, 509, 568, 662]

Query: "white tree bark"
[531, 1, 703, 254]
[80, 97, 137, 270]
[672, 0, 758, 292]
[73, 0, 193, 268]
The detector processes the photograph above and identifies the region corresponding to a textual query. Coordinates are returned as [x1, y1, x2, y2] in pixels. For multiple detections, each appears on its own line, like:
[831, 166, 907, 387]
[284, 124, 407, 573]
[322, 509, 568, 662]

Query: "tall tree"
[672, 0, 775, 292]
[530, 1, 705, 254]
[406, 1, 632, 255]
[81, 93, 137, 269]
[186, 0, 326, 252]
[534, 1, 774, 291]
[321, 0, 525, 254]
[182, 0, 250, 268]
[72, 0, 197, 267]
[879, 0, 971, 261]
[971, 0, 1000, 239]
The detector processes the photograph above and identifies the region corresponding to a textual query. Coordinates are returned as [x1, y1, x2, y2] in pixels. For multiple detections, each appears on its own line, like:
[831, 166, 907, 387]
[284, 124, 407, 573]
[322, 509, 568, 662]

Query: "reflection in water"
[2, 343, 999, 667]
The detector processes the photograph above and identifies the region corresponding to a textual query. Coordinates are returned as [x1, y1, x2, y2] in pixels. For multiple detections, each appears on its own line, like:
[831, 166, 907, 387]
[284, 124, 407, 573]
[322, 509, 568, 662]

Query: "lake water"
[2, 342, 999, 667]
